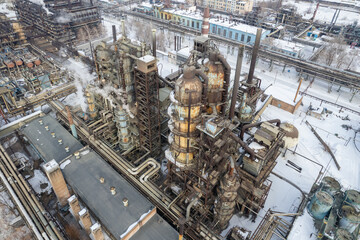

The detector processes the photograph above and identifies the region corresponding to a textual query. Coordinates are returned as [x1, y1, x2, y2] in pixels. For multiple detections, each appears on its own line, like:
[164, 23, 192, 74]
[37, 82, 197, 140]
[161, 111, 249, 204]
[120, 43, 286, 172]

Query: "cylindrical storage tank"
[279, 122, 299, 149]
[26, 61, 34, 68]
[339, 205, 360, 233]
[344, 190, 360, 211]
[308, 191, 334, 220]
[15, 59, 23, 66]
[4, 60, 14, 68]
[321, 176, 341, 196]
[335, 228, 354, 240]
[34, 59, 41, 66]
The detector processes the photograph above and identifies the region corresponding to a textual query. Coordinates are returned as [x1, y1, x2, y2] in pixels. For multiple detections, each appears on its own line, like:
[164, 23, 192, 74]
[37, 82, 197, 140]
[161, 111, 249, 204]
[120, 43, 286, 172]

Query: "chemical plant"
[0, 0, 359, 239]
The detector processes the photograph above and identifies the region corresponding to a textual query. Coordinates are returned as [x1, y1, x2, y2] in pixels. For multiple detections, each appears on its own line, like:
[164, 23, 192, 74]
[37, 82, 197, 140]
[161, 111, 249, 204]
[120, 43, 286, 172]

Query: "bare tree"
[157, 32, 166, 52]
[346, 48, 359, 70]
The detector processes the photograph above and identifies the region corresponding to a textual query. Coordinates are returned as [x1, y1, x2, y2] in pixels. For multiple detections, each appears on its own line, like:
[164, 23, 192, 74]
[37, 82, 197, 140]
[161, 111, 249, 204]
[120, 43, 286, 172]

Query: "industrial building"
[0, 1, 359, 240]
[14, 0, 102, 44]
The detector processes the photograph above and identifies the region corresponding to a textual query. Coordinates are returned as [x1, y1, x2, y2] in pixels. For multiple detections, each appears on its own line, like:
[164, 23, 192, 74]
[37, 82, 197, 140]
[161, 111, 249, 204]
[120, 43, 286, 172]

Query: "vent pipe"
[229, 45, 244, 119]
[247, 28, 262, 85]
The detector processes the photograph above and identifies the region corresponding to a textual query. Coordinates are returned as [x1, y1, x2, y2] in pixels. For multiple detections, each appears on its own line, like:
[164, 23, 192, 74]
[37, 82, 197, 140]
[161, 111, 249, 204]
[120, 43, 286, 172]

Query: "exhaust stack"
[152, 29, 157, 58]
[247, 28, 262, 85]
[201, 7, 210, 38]
[229, 45, 244, 119]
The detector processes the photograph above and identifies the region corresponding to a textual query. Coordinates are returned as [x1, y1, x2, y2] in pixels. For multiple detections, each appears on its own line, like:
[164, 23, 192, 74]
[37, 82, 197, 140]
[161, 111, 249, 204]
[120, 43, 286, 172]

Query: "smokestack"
[79, 208, 92, 234]
[247, 28, 262, 85]
[91, 223, 104, 240]
[66, 106, 78, 139]
[112, 25, 117, 42]
[68, 195, 81, 220]
[201, 7, 210, 37]
[43, 160, 70, 207]
[178, 217, 186, 240]
[229, 45, 244, 119]
[152, 29, 156, 58]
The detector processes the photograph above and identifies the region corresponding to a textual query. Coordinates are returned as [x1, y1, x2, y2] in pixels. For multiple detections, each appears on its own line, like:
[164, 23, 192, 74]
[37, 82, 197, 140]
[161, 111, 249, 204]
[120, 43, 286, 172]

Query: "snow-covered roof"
[209, 19, 260, 35]
[177, 47, 191, 57]
[163, 9, 203, 20]
[270, 38, 304, 53]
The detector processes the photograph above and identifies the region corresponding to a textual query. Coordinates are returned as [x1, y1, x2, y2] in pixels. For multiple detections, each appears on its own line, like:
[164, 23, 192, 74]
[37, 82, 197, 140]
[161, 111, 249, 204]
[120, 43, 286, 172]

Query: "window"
[187, 20, 189, 26]
[223, 29, 227, 37]
[165, 15, 167, 20]
[247, 36, 251, 42]
[241, 34, 244, 41]
[197, 22, 200, 29]
[229, 31, 233, 38]
[161, 13, 163, 19]
[218, 28, 221, 35]
[213, 26, 216, 33]
[192, 21, 194, 28]
[235, 32, 239, 40]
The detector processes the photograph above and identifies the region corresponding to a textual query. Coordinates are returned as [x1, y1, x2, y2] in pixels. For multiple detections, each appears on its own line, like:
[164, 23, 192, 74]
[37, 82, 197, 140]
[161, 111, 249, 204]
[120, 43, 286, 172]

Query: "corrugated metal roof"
[61, 148, 178, 240]
[21, 115, 83, 163]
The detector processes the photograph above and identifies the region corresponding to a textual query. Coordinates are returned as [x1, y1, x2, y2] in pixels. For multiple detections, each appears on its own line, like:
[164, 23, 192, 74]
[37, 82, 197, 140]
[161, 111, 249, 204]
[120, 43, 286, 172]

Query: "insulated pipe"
[152, 29, 156, 58]
[229, 45, 244, 119]
[247, 28, 262, 85]
[240, 119, 281, 141]
[1, 150, 62, 240]
[0, 169, 44, 240]
[186, 193, 202, 221]
[194, 69, 209, 104]
[229, 132, 256, 160]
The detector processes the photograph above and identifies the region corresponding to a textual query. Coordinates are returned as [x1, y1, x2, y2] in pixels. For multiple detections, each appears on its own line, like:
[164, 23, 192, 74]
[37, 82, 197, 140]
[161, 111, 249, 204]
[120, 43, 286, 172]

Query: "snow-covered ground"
[27, 169, 52, 195]
[281, 0, 360, 26]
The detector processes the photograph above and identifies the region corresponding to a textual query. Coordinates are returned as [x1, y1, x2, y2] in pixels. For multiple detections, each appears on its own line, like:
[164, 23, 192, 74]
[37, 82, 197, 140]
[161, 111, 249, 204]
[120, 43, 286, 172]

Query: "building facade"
[205, 0, 253, 15]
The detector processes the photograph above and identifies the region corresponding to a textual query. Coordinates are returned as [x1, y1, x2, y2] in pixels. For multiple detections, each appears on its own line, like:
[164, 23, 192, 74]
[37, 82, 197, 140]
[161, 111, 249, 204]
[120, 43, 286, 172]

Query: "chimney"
[152, 29, 157, 58]
[66, 106, 77, 139]
[247, 28, 262, 85]
[91, 223, 104, 240]
[68, 195, 81, 220]
[43, 160, 70, 206]
[201, 7, 210, 38]
[79, 208, 92, 234]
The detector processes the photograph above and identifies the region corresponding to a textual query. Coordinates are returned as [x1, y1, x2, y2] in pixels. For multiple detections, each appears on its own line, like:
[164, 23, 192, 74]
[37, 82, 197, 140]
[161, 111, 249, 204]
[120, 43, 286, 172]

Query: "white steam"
[55, 11, 73, 23]
[65, 58, 96, 112]
[28, 0, 53, 15]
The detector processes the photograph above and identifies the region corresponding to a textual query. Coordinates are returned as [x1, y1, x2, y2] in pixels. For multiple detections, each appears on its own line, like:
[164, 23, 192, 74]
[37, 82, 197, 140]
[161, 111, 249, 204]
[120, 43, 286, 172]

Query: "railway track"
[124, 11, 360, 89]
[0, 145, 64, 240]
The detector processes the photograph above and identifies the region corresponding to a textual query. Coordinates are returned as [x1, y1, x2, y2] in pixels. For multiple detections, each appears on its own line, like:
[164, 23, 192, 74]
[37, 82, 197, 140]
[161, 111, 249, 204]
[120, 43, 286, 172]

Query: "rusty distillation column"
[166, 66, 203, 169]
[85, 87, 97, 119]
[201, 7, 210, 38]
[247, 28, 262, 85]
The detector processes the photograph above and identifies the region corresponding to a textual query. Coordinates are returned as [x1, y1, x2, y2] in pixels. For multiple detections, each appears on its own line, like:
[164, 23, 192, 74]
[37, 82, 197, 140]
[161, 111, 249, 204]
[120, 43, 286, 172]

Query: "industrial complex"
[0, 0, 359, 239]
